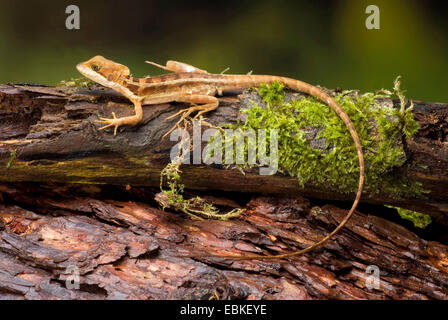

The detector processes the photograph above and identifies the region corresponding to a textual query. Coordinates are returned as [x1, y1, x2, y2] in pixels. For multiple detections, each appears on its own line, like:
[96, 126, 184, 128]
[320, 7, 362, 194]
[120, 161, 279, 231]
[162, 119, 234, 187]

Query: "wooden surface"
[0, 183, 447, 299]
[0, 184, 448, 299]
[0, 84, 447, 224]
[0, 83, 447, 299]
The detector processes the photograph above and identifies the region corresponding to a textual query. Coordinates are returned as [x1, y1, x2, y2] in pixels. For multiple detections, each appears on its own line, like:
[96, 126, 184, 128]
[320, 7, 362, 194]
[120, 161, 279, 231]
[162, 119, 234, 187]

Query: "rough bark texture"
[0, 84, 447, 224]
[0, 84, 447, 300]
[0, 183, 447, 300]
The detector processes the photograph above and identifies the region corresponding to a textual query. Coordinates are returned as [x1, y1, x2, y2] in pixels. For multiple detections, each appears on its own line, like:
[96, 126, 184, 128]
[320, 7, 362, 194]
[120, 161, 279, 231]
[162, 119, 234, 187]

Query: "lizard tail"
[186, 75, 365, 261]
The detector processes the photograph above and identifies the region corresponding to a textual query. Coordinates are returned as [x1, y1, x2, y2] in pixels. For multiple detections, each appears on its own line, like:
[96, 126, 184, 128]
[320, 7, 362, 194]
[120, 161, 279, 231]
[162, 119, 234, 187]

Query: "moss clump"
[208, 77, 427, 199]
[156, 157, 243, 220]
[56, 77, 95, 88]
[6, 150, 17, 169]
[385, 205, 432, 228]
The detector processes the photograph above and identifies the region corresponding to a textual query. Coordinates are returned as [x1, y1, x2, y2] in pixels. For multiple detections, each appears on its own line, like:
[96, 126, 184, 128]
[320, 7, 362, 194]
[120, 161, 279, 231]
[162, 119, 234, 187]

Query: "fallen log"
[0, 84, 446, 225]
[0, 183, 446, 300]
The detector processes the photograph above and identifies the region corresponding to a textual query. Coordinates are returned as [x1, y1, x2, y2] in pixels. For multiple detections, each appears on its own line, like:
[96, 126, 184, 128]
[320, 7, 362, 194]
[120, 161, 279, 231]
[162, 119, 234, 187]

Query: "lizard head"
[76, 56, 131, 88]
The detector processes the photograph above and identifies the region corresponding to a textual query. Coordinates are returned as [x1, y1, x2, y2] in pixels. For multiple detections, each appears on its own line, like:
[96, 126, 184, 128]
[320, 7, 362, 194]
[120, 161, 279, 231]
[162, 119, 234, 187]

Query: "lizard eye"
[91, 64, 100, 72]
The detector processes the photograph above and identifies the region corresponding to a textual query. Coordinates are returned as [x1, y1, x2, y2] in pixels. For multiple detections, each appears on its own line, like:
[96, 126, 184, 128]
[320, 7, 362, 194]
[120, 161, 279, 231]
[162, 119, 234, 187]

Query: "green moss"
[56, 76, 95, 88]
[157, 157, 243, 220]
[208, 77, 427, 199]
[6, 150, 17, 169]
[385, 205, 432, 228]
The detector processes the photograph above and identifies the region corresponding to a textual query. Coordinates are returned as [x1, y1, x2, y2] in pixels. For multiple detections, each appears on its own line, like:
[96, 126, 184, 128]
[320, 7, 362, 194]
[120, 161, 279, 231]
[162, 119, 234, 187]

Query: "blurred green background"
[0, 0, 446, 101]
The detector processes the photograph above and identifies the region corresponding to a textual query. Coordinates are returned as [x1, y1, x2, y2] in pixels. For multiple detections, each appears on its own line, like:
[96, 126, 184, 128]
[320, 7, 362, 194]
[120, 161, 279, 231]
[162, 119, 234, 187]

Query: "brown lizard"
[76, 55, 365, 260]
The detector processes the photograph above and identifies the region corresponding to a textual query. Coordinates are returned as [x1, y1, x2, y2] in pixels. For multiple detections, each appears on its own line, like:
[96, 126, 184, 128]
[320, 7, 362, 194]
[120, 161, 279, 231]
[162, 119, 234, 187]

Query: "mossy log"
[0, 84, 447, 225]
[0, 84, 447, 300]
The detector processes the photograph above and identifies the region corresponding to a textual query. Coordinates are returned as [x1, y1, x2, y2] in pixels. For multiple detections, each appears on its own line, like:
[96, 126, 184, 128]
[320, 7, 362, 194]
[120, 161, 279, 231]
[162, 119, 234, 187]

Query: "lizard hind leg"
[162, 95, 219, 139]
[145, 60, 208, 74]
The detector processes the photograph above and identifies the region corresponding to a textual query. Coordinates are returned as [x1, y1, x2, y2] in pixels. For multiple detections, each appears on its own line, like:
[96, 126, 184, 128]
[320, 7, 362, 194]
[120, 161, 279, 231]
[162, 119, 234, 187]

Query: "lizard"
[76, 55, 365, 260]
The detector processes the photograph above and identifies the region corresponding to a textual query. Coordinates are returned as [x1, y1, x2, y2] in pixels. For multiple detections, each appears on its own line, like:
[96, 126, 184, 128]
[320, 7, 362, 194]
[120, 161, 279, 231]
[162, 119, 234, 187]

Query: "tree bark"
[0, 84, 447, 299]
[0, 183, 447, 300]
[0, 84, 446, 224]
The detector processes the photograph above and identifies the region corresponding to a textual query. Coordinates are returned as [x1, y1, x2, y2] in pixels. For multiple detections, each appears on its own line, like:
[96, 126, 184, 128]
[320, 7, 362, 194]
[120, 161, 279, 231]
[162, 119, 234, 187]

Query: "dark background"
[0, 0, 447, 101]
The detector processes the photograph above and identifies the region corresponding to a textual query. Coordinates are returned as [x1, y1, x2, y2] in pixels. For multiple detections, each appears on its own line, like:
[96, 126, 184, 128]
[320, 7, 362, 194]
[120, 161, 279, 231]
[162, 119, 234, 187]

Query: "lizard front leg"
[163, 94, 219, 138]
[145, 60, 208, 74]
[95, 98, 143, 136]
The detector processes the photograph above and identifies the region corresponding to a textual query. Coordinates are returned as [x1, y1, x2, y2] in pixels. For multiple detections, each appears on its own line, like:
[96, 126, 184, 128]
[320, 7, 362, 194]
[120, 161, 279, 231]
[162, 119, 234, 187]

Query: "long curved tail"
[188, 75, 365, 260]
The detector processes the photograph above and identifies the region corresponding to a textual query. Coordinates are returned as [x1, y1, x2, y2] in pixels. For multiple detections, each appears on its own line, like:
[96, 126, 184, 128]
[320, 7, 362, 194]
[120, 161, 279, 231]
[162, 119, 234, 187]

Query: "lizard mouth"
[76, 62, 137, 100]
[76, 63, 114, 89]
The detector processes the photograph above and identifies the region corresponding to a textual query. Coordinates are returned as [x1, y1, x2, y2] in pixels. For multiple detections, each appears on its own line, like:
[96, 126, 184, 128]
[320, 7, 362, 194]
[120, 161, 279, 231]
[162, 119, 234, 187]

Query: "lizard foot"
[95, 112, 123, 136]
[162, 106, 201, 139]
[165, 105, 201, 122]
[192, 115, 224, 133]
[162, 121, 184, 140]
